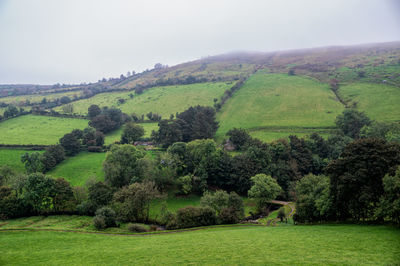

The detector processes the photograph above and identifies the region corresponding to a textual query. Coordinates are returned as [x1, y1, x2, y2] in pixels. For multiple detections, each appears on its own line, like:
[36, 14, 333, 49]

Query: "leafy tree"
[21, 152, 44, 173]
[227, 128, 252, 150]
[22, 173, 56, 215]
[88, 104, 101, 119]
[93, 206, 116, 229]
[62, 104, 74, 114]
[59, 133, 81, 156]
[374, 167, 400, 224]
[360, 121, 400, 143]
[121, 122, 144, 144]
[60, 96, 71, 104]
[53, 178, 75, 212]
[0, 165, 16, 186]
[335, 109, 371, 139]
[44, 145, 65, 164]
[103, 144, 145, 187]
[295, 174, 331, 223]
[326, 138, 400, 221]
[3, 105, 19, 118]
[248, 174, 282, 213]
[89, 114, 117, 133]
[112, 181, 161, 222]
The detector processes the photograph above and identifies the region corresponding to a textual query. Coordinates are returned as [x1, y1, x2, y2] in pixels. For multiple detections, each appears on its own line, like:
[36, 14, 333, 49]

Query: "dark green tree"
[59, 133, 81, 156]
[121, 122, 144, 144]
[335, 109, 371, 139]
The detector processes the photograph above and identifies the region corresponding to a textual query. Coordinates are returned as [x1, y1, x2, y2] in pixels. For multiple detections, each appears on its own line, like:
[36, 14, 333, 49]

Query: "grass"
[0, 115, 88, 145]
[55, 82, 230, 118]
[104, 122, 159, 145]
[0, 149, 43, 173]
[47, 152, 106, 186]
[216, 71, 345, 139]
[339, 82, 400, 122]
[0, 223, 399, 265]
[0, 90, 80, 105]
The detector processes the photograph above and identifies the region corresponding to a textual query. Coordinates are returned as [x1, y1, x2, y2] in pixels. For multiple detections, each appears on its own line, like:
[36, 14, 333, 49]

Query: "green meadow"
[0, 115, 88, 145]
[0, 149, 43, 173]
[47, 152, 106, 186]
[0, 90, 80, 105]
[0, 225, 398, 265]
[55, 82, 230, 118]
[104, 122, 159, 145]
[216, 72, 344, 140]
[339, 82, 400, 122]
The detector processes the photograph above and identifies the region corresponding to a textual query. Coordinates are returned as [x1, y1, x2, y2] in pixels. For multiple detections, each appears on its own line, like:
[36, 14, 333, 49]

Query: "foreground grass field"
[55, 82, 231, 118]
[0, 224, 398, 265]
[216, 72, 345, 139]
[0, 115, 88, 145]
[339, 82, 400, 122]
[47, 152, 106, 186]
[0, 149, 43, 173]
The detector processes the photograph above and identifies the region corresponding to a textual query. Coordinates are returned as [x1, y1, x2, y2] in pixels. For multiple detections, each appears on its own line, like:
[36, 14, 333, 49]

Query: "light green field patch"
[0, 115, 88, 145]
[339, 82, 400, 122]
[0, 225, 398, 265]
[47, 152, 106, 186]
[0, 90, 81, 105]
[104, 123, 159, 145]
[248, 127, 334, 143]
[0, 149, 43, 173]
[216, 72, 345, 138]
[55, 82, 230, 118]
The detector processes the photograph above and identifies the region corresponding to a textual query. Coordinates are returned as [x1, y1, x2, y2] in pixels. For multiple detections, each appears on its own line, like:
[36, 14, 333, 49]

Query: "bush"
[127, 223, 148, 233]
[277, 208, 286, 222]
[93, 216, 106, 230]
[218, 207, 241, 224]
[94, 206, 116, 228]
[171, 206, 216, 229]
[87, 146, 103, 152]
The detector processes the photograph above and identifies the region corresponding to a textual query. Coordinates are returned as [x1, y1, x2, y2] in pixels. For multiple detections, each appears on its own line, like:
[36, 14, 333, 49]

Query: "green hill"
[216, 71, 344, 140]
[55, 82, 231, 118]
[0, 115, 88, 145]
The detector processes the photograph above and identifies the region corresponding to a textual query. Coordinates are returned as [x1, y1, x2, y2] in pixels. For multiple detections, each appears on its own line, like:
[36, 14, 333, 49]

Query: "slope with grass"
[0, 115, 88, 145]
[339, 82, 400, 122]
[216, 71, 345, 140]
[0, 149, 43, 173]
[55, 82, 231, 118]
[47, 152, 106, 186]
[0, 224, 399, 265]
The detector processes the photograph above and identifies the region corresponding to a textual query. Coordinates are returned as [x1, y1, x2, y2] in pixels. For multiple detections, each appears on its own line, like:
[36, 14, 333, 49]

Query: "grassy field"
[0, 90, 80, 105]
[55, 82, 231, 118]
[0, 149, 43, 173]
[248, 127, 335, 143]
[47, 152, 106, 186]
[0, 115, 88, 145]
[339, 82, 400, 122]
[216, 72, 345, 140]
[104, 123, 159, 145]
[0, 224, 398, 265]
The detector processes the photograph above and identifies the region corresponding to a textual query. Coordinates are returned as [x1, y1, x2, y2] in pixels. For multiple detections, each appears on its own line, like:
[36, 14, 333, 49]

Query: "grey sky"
[0, 0, 399, 84]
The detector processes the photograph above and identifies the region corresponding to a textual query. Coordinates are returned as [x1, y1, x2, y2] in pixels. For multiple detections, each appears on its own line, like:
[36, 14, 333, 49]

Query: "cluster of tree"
[0, 171, 75, 219]
[152, 105, 219, 147]
[214, 77, 247, 110]
[59, 127, 105, 155]
[0, 105, 27, 121]
[21, 145, 65, 173]
[88, 105, 128, 133]
[294, 138, 400, 224]
[146, 112, 162, 121]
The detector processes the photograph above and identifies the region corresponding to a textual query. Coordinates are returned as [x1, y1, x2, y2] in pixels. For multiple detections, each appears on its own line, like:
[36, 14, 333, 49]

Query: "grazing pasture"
[216, 72, 344, 139]
[339, 82, 400, 122]
[47, 152, 106, 186]
[55, 82, 230, 118]
[0, 115, 88, 145]
[0, 224, 398, 265]
[0, 149, 43, 173]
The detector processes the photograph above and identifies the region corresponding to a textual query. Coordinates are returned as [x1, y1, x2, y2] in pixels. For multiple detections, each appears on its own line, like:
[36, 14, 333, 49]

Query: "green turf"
[0, 115, 88, 145]
[55, 82, 230, 118]
[0, 149, 43, 173]
[248, 127, 334, 143]
[104, 123, 159, 145]
[0, 90, 80, 105]
[339, 82, 400, 122]
[0, 224, 398, 265]
[47, 152, 106, 186]
[216, 72, 345, 139]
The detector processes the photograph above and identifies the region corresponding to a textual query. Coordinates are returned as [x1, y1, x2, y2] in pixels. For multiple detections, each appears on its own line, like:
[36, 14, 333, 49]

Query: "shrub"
[127, 223, 148, 233]
[218, 207, 241, 224]
[94, 206, 116, 228]
[172, 206, 216, 229]
[87, 146, 103, 152]
[277, 208, 286, 222]
[93, 216, 106, 230]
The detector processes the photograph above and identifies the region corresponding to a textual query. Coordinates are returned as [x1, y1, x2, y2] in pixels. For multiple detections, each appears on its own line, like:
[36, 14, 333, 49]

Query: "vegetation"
[216, 72, 344, 139]
[0, 115, 88, 145]
[0, 225, 399, 265]
[0, 149, 42, 173]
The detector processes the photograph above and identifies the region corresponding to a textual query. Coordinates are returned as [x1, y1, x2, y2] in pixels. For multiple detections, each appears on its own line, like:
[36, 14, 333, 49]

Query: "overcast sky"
[0, 0, 399, 84]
